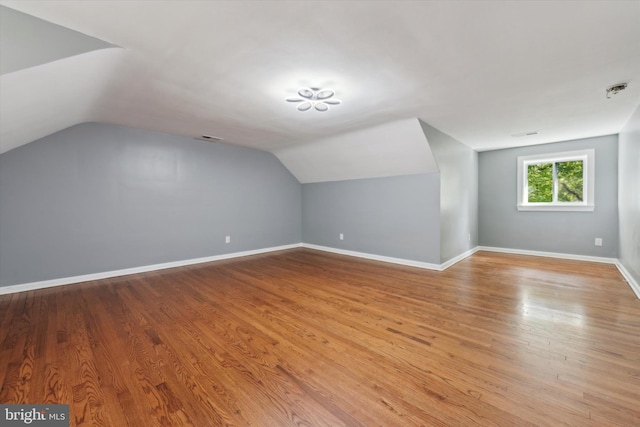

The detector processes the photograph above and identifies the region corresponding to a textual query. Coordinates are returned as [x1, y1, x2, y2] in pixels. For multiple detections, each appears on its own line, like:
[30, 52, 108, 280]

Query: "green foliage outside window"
[557, 161, 583, 201]
[527, 163, 552, 202]
[527, 160, 583, 203]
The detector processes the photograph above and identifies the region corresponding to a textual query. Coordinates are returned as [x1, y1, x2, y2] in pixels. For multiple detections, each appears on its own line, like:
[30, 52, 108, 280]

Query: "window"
[517, 149, 594, 211]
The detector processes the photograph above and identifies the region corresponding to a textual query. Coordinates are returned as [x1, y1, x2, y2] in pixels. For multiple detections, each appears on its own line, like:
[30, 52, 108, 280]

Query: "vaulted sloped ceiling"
[1, 1, 639, 156]
[0, 6, 115, 75]
[0, 49, 124, 154]
[0, 6, 122, 153]
[275, 118, 438, 184]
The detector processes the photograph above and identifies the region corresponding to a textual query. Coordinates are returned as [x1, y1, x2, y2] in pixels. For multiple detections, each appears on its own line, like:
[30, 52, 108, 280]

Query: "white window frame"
[517, 149, 595, 212]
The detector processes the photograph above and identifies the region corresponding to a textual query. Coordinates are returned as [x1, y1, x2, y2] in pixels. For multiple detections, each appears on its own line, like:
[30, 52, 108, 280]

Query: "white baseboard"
[3, 244, 636, 300]
[478, 246, 638, 300]
[440, 247, 481, 270]
[615, 262, 640, 299]
[300, 243, 478, 272]
[0, 243, 302, 295]
[477, 246, 617, 264]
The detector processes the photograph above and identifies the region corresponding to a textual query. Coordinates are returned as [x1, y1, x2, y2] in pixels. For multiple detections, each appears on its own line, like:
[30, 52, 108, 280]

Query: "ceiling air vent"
[511, 131, 539, 138]
[196, 135, 224, 142]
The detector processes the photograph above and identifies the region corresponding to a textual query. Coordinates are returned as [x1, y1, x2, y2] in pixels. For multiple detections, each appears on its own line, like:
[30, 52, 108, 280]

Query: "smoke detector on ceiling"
[606, 83, 628, 99]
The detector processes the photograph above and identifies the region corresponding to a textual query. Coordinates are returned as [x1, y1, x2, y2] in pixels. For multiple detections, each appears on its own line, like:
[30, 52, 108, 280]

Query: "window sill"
[517, 204, 595, 212]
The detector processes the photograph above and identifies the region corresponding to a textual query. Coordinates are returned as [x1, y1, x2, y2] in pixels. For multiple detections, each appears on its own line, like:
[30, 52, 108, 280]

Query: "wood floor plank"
[1, 249, 639, 426]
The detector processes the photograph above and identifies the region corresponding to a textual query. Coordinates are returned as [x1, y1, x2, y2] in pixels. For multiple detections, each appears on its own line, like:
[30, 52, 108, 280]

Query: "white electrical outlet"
[339, 233, 344, 241]
[595, 238, 602, 246]
[225, 236, 231, 243]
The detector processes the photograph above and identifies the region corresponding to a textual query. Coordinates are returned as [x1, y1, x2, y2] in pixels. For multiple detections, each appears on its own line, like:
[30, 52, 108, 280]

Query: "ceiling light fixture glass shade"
[286, 87, 341, 112]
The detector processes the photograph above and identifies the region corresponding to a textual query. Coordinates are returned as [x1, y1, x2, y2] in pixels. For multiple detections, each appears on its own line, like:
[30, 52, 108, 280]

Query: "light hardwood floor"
[1, 249, 639, 426]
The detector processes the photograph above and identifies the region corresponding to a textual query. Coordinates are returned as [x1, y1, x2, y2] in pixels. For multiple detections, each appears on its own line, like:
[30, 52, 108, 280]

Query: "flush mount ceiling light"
[286, 87, 341, 112]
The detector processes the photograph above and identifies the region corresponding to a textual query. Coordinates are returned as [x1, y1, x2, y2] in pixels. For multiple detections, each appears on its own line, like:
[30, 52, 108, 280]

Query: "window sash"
[517, 149, 594, 212]
[524, 159, 585, 204]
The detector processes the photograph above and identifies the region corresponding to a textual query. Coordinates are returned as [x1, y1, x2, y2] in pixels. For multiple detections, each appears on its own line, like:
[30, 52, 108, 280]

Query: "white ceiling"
[1, 0, 639, 155]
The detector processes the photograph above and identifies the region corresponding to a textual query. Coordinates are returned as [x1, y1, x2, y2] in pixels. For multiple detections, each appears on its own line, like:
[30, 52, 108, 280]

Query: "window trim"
[517, 149, 595, 212]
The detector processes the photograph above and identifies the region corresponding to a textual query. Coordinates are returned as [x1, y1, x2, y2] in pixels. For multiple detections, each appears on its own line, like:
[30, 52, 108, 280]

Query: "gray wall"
[478, 135, 618, 257]
[618, 106, 640, 286]
[302, 174, 441, 264]
[0, 122, 301, 287]
[421, 121, 478, 263]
